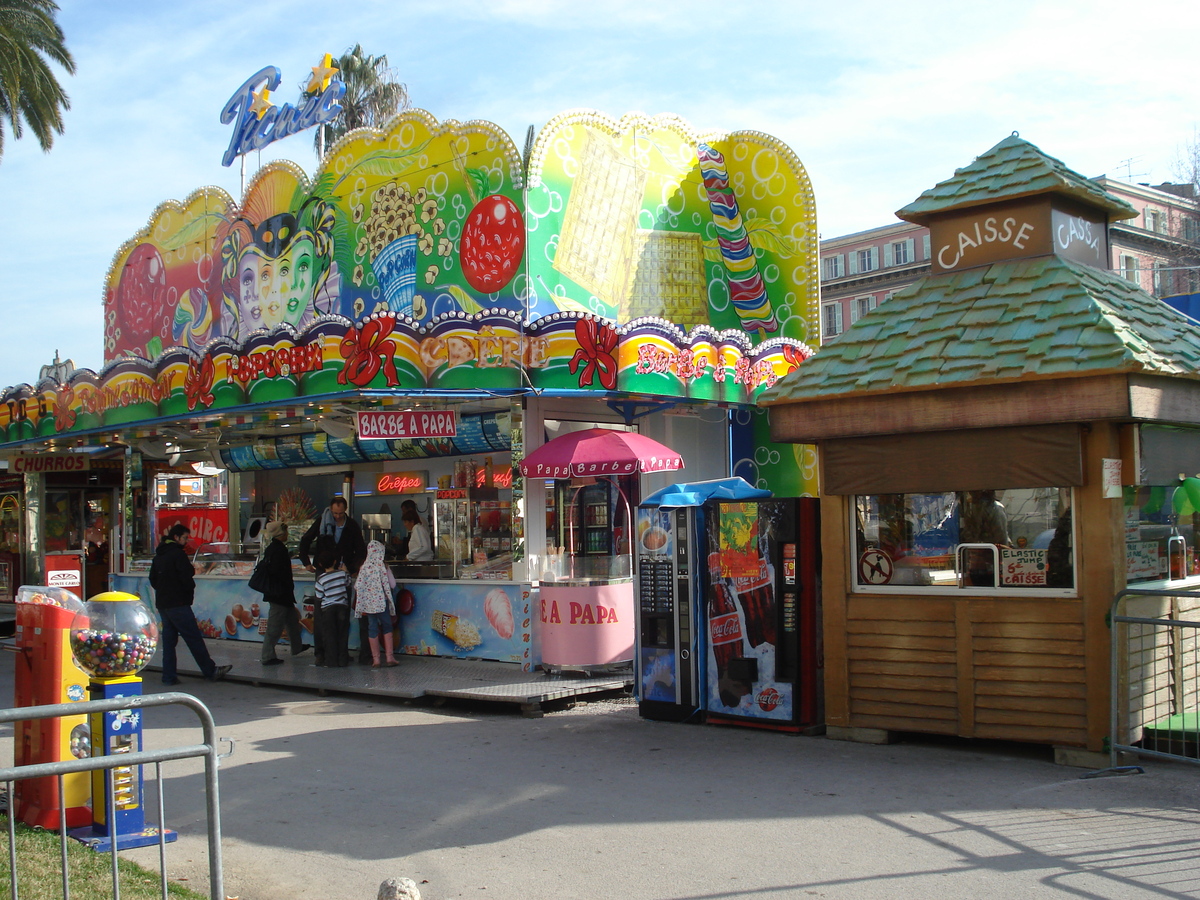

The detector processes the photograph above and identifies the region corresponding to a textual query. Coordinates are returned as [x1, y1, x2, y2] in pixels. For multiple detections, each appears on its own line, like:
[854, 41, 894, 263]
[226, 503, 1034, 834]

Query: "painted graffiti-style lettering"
[419, 334, 549, 371]
[80, 373, 176, 415]
[733, 358, 778, 390]
[936, 216, 1035, 270]
[220, 66, 345, 167]
[226, 344, 323, 384]
[634, 345, 710, 380]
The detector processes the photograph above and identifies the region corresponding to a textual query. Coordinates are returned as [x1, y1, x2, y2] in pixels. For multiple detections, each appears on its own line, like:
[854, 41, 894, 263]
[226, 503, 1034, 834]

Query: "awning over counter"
[218, 411, 511, 472]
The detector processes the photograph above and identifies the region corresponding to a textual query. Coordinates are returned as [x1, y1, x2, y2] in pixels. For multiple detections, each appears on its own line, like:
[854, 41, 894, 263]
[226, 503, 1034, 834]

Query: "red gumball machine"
[12, 585, 91, 829]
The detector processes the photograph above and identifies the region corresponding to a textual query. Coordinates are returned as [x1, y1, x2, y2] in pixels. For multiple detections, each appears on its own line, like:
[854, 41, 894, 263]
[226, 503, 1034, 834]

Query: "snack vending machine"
[635, 505, 703, 722]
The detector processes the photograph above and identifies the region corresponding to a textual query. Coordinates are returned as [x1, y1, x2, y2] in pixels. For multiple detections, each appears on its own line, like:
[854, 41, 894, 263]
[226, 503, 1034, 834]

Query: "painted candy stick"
[697, 143, 777, 334]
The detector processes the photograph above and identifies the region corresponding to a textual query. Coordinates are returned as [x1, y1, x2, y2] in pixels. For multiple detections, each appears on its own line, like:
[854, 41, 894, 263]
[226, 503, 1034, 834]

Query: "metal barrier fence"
[0, 692, 229, 900]
[1110, 588, 1200, 770]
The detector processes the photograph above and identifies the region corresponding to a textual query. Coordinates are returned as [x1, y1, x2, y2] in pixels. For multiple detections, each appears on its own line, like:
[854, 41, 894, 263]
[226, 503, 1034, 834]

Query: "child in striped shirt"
[314, 549, 351, 667]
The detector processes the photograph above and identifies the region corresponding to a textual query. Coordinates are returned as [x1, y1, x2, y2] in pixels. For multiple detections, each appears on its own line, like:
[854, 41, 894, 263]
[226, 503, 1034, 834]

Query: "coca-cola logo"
[757, 687, 780, 712]
[710, 612, 743, 644]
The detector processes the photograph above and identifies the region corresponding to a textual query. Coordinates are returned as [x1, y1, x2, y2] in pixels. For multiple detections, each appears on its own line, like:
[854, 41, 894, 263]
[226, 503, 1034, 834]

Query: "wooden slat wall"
[844, 596, 1089, 745]
[968, 600, 1086, 745]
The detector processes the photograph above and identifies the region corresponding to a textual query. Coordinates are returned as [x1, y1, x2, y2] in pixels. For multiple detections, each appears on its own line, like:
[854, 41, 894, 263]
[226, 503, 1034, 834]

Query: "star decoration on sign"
[249, 86, 274, 119]
[307, 52, 339, 94]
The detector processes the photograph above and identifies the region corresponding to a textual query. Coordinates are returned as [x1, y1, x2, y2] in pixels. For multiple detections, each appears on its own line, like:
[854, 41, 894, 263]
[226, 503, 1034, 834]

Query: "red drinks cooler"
[12, 586, 91, 829]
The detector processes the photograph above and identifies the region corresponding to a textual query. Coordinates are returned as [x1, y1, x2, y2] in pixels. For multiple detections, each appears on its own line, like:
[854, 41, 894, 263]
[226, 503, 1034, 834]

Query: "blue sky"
[1, 0, 1198, 389]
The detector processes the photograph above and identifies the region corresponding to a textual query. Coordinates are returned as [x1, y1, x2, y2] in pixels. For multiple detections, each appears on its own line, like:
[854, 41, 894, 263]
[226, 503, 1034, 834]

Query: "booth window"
[1125, 485, 1200, 585]
[853, 487, 1074, 592]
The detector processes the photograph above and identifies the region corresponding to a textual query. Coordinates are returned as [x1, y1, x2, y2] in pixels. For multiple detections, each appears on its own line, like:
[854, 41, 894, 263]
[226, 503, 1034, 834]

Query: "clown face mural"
[221, 199, 338, 341]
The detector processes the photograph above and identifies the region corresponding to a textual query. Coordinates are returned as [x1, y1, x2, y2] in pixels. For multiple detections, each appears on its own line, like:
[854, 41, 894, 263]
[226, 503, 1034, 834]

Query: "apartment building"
[1098, 177, 1200, 299]
[818, 221, 931, 342]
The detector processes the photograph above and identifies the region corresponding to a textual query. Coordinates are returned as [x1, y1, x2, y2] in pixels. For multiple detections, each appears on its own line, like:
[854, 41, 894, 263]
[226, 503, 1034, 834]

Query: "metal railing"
[0, 692, 230, 900]
[1110, 588, 1200, 770]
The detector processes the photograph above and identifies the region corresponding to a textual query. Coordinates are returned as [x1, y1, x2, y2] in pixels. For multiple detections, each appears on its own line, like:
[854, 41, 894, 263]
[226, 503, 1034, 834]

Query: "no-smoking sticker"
[858, 548, 893, 585]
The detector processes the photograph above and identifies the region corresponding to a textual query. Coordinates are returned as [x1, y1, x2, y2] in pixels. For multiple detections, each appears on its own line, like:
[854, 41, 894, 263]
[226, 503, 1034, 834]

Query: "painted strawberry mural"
[106, 243, 172, 360]
[458, 168, 524, 294]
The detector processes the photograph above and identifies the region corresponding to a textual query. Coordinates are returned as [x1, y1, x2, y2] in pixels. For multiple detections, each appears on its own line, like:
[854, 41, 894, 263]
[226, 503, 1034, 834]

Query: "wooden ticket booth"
[762, 135, 1200, 762]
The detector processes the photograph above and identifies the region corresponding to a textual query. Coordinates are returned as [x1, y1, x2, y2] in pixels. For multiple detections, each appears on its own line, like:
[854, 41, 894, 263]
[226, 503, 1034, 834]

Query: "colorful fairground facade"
[0, 72, 819, 670]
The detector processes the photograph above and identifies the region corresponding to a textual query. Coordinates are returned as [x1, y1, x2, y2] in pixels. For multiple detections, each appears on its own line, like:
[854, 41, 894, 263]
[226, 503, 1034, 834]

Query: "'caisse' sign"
[356, 410, 457, 440]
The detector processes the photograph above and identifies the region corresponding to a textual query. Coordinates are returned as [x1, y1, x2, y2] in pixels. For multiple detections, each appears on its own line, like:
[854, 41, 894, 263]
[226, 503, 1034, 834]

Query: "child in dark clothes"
[314, 548, 351, 667]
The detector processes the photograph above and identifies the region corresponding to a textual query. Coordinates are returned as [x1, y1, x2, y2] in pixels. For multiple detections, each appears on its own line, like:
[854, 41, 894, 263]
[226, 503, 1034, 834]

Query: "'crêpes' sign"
[356, 410, 457, 440]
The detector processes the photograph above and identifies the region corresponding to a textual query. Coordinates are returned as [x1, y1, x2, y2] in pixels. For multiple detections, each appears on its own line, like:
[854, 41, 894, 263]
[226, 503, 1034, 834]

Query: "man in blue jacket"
[149, 523, 232, 684]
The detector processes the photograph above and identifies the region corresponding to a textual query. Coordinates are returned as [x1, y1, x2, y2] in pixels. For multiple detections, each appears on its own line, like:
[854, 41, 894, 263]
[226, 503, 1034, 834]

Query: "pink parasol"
[519, 428, 684, 479]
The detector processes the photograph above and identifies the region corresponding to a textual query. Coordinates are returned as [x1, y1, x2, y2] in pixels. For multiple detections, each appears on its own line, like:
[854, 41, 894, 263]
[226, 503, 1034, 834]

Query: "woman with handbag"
[256, 520, 308, 666]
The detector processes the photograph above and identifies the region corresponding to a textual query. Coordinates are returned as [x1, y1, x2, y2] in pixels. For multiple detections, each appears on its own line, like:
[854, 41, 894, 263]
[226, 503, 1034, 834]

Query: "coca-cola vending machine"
[636, 479, 786, 723]
[703, 498, 821, 731]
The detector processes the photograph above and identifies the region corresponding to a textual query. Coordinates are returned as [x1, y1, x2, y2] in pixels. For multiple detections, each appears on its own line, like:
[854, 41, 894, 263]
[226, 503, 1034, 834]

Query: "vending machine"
[635, 478, 773, 723]
[635, 505, 701, 722]
[703, 497, 822, 731]
[636, 479, 822, 731]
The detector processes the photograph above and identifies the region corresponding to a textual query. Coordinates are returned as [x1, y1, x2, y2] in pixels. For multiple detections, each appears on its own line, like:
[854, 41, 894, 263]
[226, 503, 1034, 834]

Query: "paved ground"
[3, 651, 1200, 900]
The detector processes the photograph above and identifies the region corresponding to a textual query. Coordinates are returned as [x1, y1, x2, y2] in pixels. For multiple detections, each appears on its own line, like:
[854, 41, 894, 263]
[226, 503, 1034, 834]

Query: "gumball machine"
[66, 591, 177, 851]
[12, 585, 91, 829]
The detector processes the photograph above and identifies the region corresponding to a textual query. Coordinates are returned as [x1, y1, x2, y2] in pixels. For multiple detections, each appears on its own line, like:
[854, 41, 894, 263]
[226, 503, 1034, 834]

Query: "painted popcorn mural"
[2, 105, 819, 444]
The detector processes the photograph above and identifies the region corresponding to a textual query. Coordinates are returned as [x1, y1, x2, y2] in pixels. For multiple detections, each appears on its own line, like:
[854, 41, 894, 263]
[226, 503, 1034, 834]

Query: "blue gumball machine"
[66, 591, 177, 851]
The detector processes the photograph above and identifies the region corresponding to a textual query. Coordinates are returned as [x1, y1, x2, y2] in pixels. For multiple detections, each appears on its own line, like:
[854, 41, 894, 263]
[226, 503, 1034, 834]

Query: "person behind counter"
[354, 540, 398, 668]
[150, 523, 232, 685]
[298, 496, 367, 575]
[259, 520, 309, 666]
[402, 508, 433, 561]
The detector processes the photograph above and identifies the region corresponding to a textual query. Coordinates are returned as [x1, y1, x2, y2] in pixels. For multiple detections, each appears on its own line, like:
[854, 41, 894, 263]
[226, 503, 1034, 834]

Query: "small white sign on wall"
[1102, 458, 1122, 499]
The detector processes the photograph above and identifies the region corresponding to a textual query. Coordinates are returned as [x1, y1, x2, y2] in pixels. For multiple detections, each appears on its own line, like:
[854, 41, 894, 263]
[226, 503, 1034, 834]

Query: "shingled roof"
[896, 134, 1137, 225]
[759, 256, 1200, 406]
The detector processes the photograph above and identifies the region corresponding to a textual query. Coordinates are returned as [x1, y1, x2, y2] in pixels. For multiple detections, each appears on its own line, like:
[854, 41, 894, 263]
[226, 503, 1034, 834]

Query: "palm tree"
[314, 44, 408, 158]
[0, 0, 75, 163]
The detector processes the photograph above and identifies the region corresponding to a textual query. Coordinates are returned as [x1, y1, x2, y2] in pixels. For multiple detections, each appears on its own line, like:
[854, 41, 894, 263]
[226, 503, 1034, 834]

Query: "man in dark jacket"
[298, 496, 367, 574]
[149, 523, 231, 684]
[298, 495, 371, 661]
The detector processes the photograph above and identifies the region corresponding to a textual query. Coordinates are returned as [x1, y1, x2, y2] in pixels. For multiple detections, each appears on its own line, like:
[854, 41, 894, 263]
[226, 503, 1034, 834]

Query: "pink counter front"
[538, 580, 634, 667]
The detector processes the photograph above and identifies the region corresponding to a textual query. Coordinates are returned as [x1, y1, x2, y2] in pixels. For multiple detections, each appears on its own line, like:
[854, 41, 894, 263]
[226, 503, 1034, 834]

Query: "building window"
[1144, 209, 1164, 234]
[853, 247, 879, 274]
[1120, 254, 1139, 282]
[886, 239, 913, 267]
[1184, 217, 1200, 243]
[821, 255, 845, 281]
[1126, 485, 1200, 585]
[850, 295, 876, 323]
[1153, 261, 1167, 296]
[821, 302, 844, 338]
[922, 234, 931, 261]
[853, 488, 1074, 593]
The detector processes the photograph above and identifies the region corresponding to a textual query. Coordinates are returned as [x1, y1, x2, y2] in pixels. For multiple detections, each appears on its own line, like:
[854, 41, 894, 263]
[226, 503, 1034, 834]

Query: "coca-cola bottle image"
[739, 583, 776, 649]
[708, 582, 751, 707]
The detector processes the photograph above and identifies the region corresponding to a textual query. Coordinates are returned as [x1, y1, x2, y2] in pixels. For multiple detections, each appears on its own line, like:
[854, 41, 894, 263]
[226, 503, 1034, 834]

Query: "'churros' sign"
[11, 453, 90, 473]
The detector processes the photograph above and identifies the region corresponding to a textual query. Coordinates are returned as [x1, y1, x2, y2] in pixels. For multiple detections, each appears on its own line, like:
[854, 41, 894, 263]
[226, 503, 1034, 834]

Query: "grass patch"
[0, 815, 207, 900]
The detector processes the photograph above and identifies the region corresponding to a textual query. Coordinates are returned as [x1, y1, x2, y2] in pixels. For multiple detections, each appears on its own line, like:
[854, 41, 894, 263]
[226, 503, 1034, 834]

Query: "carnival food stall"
[519, 428, 684, 671]
[0, 79, 822, 672]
